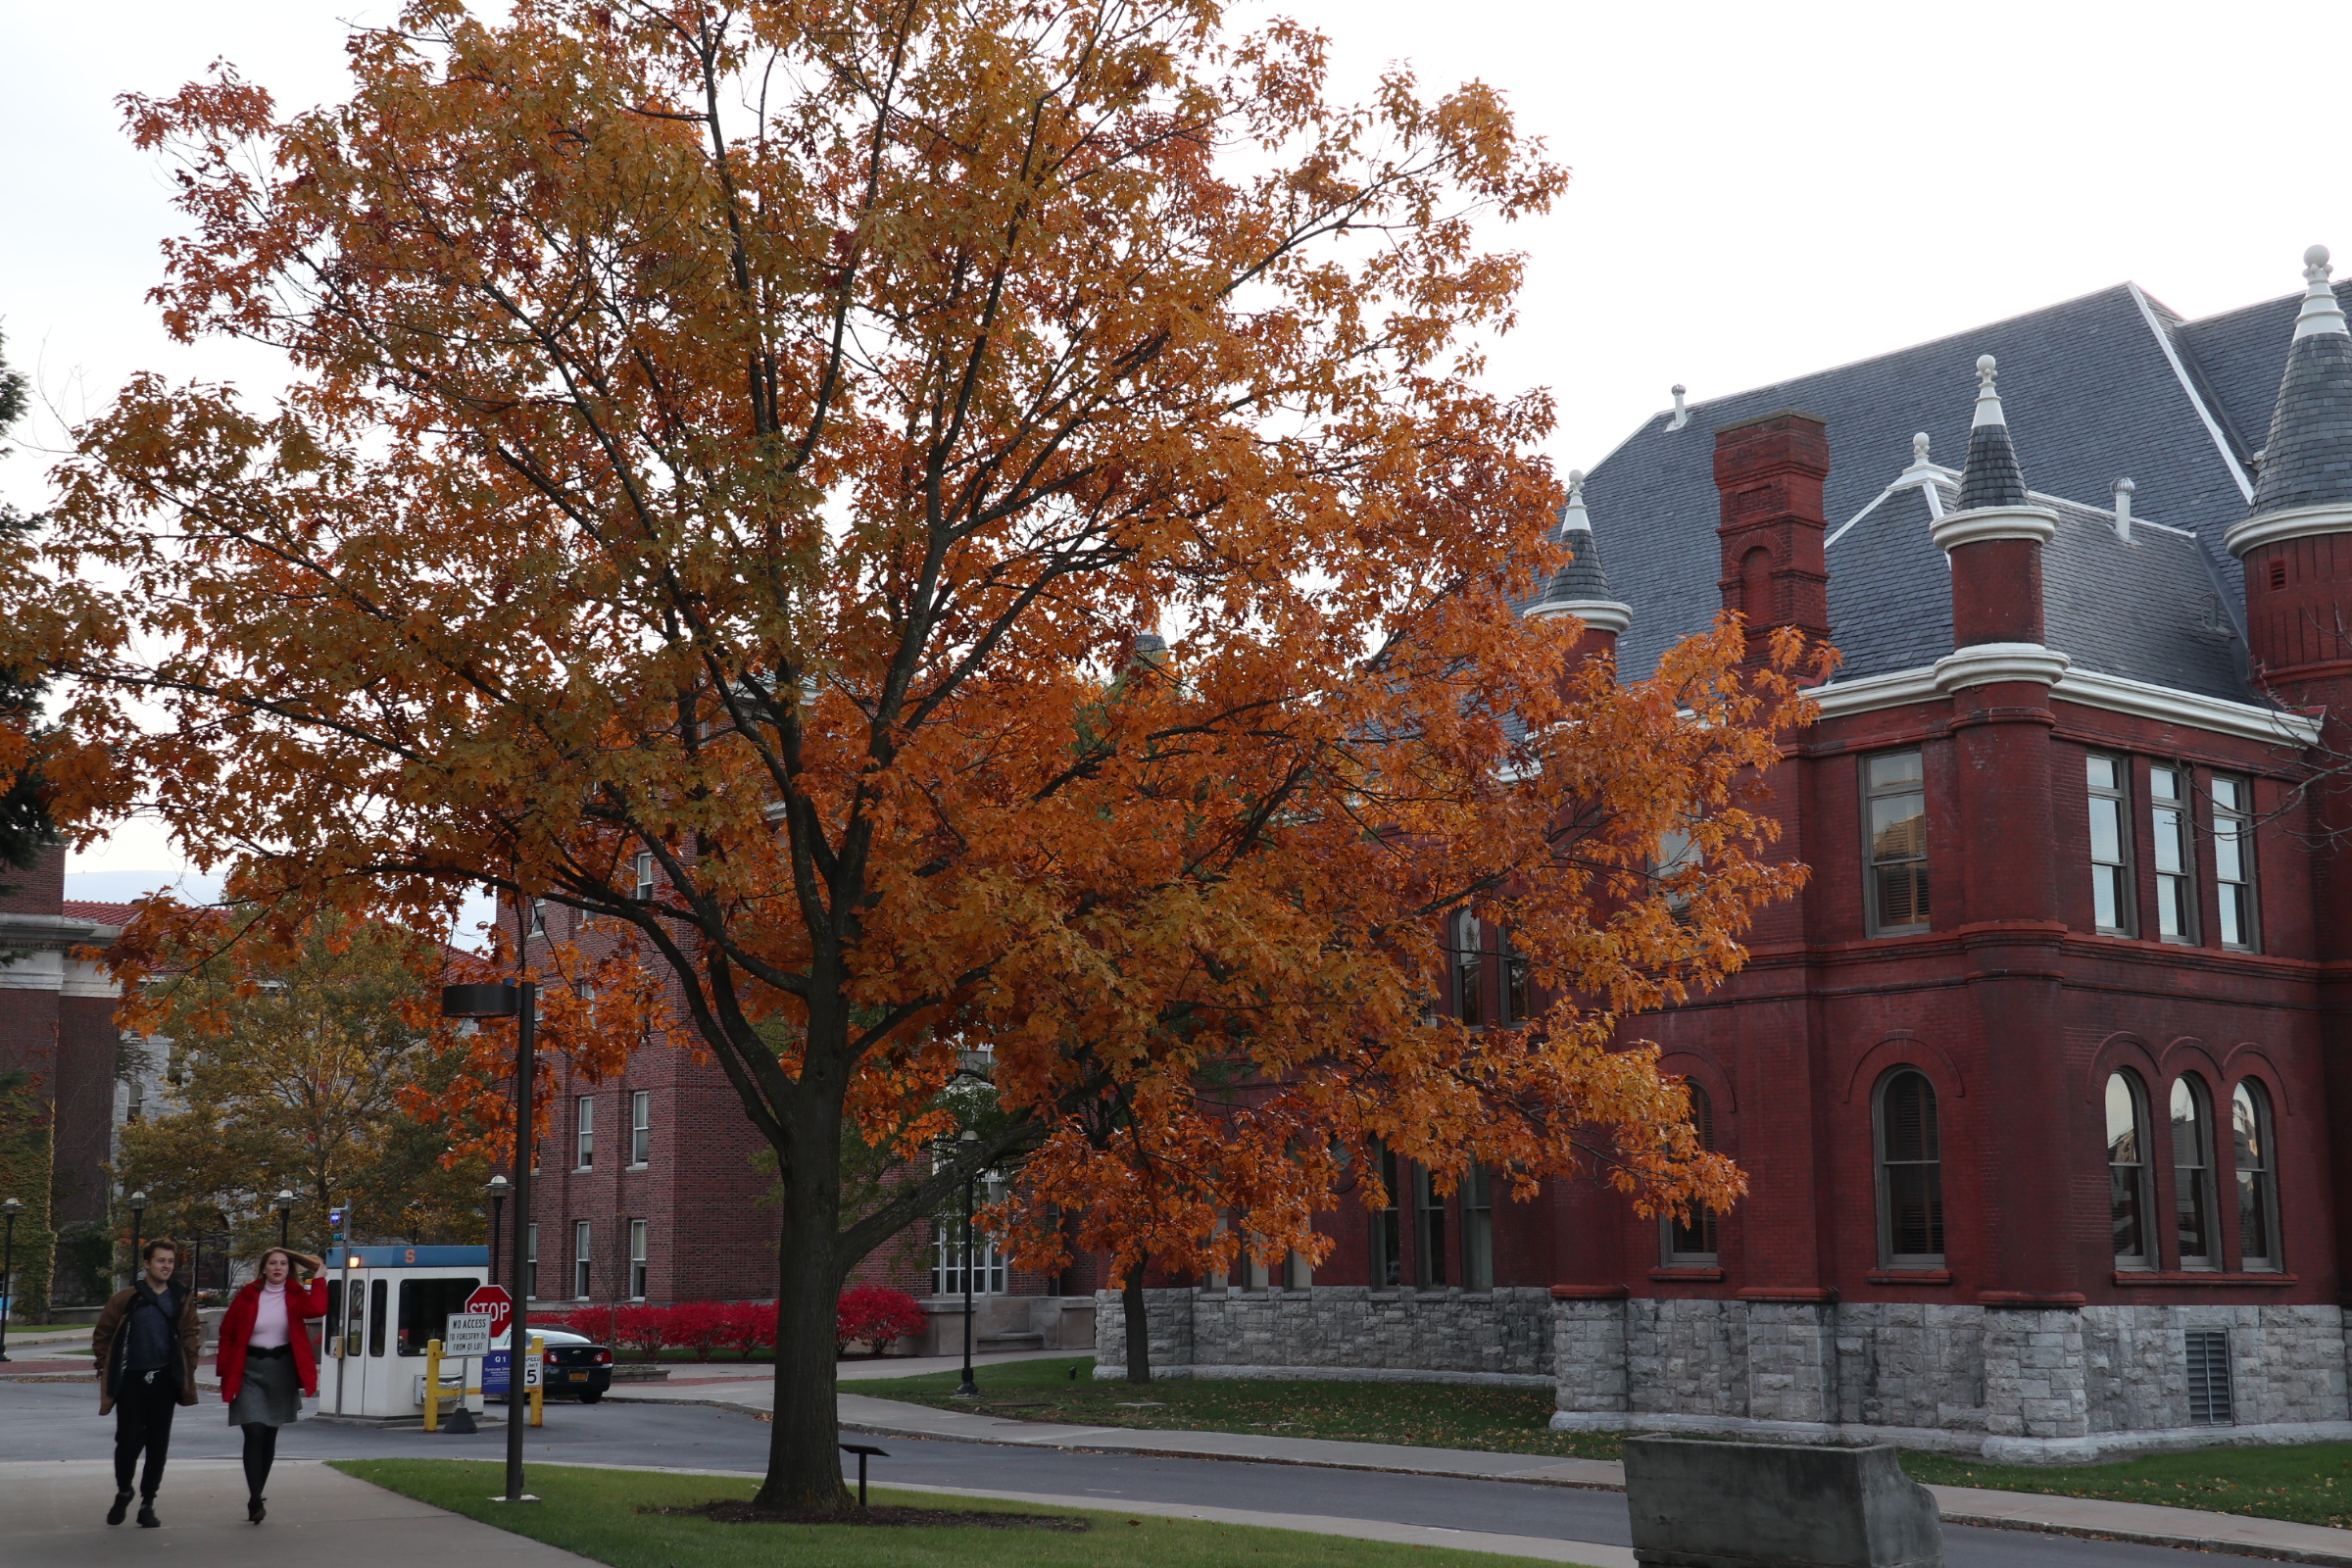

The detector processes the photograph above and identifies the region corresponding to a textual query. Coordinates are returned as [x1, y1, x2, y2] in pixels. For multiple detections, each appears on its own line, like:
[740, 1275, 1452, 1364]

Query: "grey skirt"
[228, 1349, 303, 1428]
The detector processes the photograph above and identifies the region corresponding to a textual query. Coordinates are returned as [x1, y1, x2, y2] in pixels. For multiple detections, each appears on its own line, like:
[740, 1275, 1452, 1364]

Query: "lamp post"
[955, 1128, 981, 1399]
[441, 967, 536, 1504]
[484, 1175, 510, 1289]
[0, 1197, 21, 1360]
[127, 1190, 149, 1285]
[274, 1190, 296, 1250]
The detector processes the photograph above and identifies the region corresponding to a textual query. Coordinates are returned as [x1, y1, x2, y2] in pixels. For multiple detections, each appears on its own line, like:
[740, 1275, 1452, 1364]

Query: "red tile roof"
[60, 900, 140, 926]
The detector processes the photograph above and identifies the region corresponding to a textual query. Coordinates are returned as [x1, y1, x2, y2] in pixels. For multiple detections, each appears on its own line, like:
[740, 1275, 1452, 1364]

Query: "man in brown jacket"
[92, 1237, 203, 1528]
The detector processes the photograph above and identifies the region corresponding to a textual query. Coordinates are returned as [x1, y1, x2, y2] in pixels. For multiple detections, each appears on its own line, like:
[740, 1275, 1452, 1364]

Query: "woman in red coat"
[216, 1249, 327, 1523]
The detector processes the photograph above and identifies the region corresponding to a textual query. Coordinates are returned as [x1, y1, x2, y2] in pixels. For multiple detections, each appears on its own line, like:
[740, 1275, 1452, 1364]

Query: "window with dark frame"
[2172, 1076, 2218, 1269]
[2106, 1070, 2154, 1268]
[1371, 1146, 1402, 1287]
[2085, 756, 2133, 936]
[1501, 934, 1533, 1025]
[1413, 1163, 1447, 1288]
[2212, 776, 2257, 951]
[1876, 1069, 1945, 1266]
[1664, 1084, 1720, 1265]
[1462, 1166, 1494, 1290]
[2150, 766, 2194, 943]
[2232, 1081, 2279, 1271]
[1452, 910, 1484, 1027]
[2186, 1328, 2235, 1425]
[1864, 753, 1930, 934]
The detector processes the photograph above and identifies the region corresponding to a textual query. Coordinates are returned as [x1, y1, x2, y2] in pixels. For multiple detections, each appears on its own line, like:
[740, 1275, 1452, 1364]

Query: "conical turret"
[1528, 470, 1632, 638]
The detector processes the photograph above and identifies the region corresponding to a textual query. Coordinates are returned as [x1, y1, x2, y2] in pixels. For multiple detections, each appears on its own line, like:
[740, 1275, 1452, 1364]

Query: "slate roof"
[2250, 328, 2352, 515]
[1581, 276, 2325, 702]
[1545, 524, 1617, 604]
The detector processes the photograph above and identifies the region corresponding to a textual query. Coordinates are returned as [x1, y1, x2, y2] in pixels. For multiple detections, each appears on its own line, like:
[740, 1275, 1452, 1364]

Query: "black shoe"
[248, 1496, 267, 1524]
[107, 1491, 132, 1526]
[137, 1501, 161, 1529]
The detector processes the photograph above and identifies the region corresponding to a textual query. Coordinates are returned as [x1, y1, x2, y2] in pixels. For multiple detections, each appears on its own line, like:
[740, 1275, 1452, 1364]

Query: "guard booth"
[318, 1245, 489, 1420]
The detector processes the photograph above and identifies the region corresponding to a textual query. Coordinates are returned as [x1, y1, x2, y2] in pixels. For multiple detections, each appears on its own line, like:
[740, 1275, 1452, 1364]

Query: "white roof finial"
[1972, 354, 2005, 428]
[2294, 244, 2347, 341]
[1665, 384, 1690, 432]
[1561, 468, 1592, 531]
[1896, 430, 1940, 485]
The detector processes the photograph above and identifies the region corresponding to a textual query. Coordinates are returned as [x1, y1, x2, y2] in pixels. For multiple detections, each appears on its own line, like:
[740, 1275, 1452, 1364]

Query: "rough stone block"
[1623, 1437, 1943, 1568]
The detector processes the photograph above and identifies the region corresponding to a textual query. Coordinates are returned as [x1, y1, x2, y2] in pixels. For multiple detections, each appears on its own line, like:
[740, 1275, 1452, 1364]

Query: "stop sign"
[466, 1284, 513, 1339]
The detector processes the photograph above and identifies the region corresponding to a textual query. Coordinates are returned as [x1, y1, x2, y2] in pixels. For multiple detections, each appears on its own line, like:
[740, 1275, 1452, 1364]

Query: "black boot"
[248, 1496, 267, 1524]
[107, 1490, 133, 1526]
[137, 1499, 161, 1529]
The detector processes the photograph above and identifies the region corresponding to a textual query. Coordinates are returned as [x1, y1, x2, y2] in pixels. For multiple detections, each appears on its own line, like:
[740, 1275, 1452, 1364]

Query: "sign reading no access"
[442, 1312, 493, 1359]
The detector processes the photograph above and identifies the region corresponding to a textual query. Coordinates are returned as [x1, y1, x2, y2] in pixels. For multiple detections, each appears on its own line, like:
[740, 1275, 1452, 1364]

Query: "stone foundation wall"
[1094, 1287, 2352, 1459]
[1095, 1286, 1554, 1385]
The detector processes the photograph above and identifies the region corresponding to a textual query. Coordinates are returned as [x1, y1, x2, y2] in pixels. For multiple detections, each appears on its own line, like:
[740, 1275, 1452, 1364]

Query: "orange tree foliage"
[5, 0, 1824, 1506]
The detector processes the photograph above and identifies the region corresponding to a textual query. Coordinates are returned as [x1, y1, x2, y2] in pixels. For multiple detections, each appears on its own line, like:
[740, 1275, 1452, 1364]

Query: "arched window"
[2172, 1076, 2217, 1269]
[1664, 1084, 1720, 1265]
[2105, 1071, 2153, 1268]
[2232, 1082, 2279, 1271]
[1452, 910, 1484, 1028]
[1877, 1070, 1945, 1266]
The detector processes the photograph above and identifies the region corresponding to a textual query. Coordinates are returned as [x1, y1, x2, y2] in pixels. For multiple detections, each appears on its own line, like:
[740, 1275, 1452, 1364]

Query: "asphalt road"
[0, 1378, 2252, 1567]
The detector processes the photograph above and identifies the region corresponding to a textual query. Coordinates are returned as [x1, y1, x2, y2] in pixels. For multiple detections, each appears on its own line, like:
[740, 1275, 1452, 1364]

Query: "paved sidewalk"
[0, 1459, 596, 1568]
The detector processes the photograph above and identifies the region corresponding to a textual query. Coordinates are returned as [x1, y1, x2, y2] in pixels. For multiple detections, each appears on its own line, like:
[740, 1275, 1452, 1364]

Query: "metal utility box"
[317, 1245, 490, 1420]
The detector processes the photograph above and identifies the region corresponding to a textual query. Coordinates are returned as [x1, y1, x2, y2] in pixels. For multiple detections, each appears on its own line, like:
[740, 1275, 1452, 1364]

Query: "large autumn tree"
[6, 0, 1826, 1506]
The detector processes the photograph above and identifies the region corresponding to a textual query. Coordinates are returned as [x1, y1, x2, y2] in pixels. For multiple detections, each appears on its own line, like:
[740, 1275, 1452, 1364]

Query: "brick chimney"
[1712, 412, 1831, 662]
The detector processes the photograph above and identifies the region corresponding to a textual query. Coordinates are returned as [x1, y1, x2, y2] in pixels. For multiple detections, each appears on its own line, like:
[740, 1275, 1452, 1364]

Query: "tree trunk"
[755, 1102, 852, 1512]
[1122, 1254, 1152, 1385]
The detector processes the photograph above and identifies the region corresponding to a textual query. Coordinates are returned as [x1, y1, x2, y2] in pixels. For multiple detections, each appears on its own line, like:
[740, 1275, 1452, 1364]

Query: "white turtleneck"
[249, 1282, 291, 1348]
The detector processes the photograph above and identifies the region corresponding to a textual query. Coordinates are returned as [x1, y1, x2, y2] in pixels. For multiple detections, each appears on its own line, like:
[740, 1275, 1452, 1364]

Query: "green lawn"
[847, 1354, 1624, 1460]
[1901, 1443, 2352, 1530]
[331, 1459, 1588, 1567]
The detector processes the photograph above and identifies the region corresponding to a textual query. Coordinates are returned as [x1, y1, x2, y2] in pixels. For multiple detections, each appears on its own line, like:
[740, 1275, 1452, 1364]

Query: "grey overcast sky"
[5, 0, 2345, 888]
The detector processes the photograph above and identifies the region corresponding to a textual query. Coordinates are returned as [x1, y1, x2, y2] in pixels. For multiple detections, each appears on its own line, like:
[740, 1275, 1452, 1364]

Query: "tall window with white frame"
[632, 852, 656, 903]
[1876, 1069, 1944, 1267]
[2232, 1081, 2279, 1271]
[1663, 1083, 1720, 1266]
[525, 1222, 538, 1299]
[2105, 1070, 2154, 1269]
[628, 1219, 649, 1300]
[2150, 765, 2194, 942]
[2212, 776, 2258, 951]
[572, 1219, 593, 1299]
[574, 1096, 595, 1169]
[1461, 1165, 1495, 1290]
[2172, 1076, 2218, 1269]
[2085, 756, 2133, 935]
[1369, 1145, 1402, 1286]
[931, 1173, 1009, 1295]
[630, 1090, 651, 1167]
[1864, 753, 1929, 935]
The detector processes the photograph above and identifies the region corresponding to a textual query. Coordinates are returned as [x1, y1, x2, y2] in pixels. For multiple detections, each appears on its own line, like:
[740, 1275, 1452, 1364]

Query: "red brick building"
[1102, 247, 2352, 1460]
[0, 846, 136, 1310]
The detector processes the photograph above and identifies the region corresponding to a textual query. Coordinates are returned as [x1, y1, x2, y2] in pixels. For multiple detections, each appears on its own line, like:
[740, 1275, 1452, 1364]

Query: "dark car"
[491, 1326, 615, 1403]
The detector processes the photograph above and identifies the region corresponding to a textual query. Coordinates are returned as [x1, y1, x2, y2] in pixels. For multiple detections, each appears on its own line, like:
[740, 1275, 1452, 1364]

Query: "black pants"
[240, 1423, 279, 1499]
[112, 1371, 178, 1498]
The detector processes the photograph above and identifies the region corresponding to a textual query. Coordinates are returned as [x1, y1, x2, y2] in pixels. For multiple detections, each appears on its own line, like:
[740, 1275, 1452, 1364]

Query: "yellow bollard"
[529, 1335, 545, 1428]
[424, 1338, 443, 1432]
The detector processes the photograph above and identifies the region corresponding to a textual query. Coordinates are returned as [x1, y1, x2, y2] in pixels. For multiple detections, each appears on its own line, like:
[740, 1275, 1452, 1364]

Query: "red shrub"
[837, 1284, 927, 1356]
[719, 1302, 775, 1359]
[612, 1303, 669, 1359]
[668, 1300, 731, 1359]
[553, 1305, 613, 1344]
